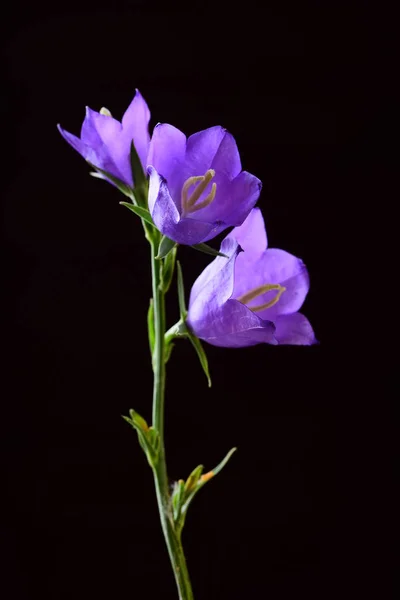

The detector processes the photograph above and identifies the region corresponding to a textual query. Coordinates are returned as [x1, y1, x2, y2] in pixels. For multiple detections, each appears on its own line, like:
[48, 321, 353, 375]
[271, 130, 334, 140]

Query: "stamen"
[237, 283, 286, 312]
[181, 169, 217, 215]
[100, 107, 112, 117]
[181, 176, 204, 210]
[189, 183, 217, 213]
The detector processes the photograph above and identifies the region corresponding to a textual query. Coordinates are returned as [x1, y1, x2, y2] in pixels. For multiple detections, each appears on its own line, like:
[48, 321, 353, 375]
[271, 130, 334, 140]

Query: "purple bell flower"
[187, 208, 317, 347]
[57, 89, 150, 187]
[147, 124, 262, 245]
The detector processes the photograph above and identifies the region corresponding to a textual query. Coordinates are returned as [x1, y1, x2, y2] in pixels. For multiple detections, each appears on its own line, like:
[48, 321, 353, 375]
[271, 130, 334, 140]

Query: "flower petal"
[233, 248, 310, 319]
[121, 89, 151, 172]
[227, 207, 268, 254]
[210, 130, 242, 180]
[83, 107, 132, 184]
[148, 166, 217, 244]
[191, 299, 277, 348]
[187, 238, 277, 347]
[193, 170, 261, 235]
[147, 123, 186, 189]
[273, 312, 317, 345]
[57, 125, 95, 161]
[185, 126, 228, 174]
[189, 237, 240, 310]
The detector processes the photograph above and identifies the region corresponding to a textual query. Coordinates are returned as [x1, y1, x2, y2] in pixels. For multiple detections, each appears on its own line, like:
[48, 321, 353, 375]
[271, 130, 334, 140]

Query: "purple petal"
[187, 238, 276, 347]
[185, 126, 228, 174]
[57, 125, 96, 161]
[193, 171, 261, 238]
[147, 123, 187, 192]
[210, 130, 242, 180]
[83, 108, 132, 184]
[148, 166, 217, 244]
[192, 299, 277, 348]
[273, 312, 317, 345]
[233, 248, 310, 319]
[121, 89, 151, 172]
[227, 207, 268, 254]
[189, 237, 240, 310]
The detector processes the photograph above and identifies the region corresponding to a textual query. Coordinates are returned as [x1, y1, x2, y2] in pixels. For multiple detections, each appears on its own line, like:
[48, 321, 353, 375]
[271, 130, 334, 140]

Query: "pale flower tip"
[100, 107, 112, 117]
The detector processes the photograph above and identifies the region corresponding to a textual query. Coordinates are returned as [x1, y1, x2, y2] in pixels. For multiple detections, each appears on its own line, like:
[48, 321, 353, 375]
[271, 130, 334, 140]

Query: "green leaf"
[191, 243, 228, 258]
[147, 299, 155, 355]
[119, 202, 154, 226]
[130, 140, 147, 192]
[88, 163, 134, 200]
[176, 261, 187, 319]
[186, 330, 212, 387]
[160, 246, 177, 293]
[156, 235, 177, 260]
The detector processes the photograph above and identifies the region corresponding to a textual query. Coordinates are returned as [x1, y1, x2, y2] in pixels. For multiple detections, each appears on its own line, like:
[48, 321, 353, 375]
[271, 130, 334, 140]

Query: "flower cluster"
[58, 90, 317, 347]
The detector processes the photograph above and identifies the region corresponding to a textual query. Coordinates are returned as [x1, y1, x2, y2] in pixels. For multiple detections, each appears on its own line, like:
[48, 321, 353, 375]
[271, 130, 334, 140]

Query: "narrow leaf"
[192, 243, 228, 258]
[176, 261, 187, 318]
[160, 246, 177, 293]
[156, 235, 177, 260]
[206, 447, 237, 479]
[87, 162, 134, 200]
[147, 299, 155, 355]
[119, 202, 154, 226]
[186, 330, 212, 387]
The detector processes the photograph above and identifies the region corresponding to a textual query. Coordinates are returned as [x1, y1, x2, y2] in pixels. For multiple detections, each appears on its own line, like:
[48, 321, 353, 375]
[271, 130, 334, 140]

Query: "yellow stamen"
[181, 169, 217, 215]
[189, 183, 217, 213]
[100, 107, 112, 117]
[237, 283, 286, 312]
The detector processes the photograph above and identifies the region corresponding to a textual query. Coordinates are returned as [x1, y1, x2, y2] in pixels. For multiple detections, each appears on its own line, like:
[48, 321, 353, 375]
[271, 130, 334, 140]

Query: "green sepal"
[88, 163, 134, 200]
[191, 243, 228, 258]
[119, 202, 154, 226]
[156, 235, 177, 260]
[172, 480, 186, 521]
[122, 409, 160, 467]
[184, 464, 204, 494]
[147, 299, 155, 355]
[160, 246, 177, 293]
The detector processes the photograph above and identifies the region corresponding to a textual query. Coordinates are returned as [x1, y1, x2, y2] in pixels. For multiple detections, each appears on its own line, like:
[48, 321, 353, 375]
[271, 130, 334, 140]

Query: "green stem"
[150, 240, 194, 600]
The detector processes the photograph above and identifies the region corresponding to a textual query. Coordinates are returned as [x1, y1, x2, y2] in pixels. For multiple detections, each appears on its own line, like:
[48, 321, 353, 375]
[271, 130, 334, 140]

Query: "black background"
[2, 1, 388, 599]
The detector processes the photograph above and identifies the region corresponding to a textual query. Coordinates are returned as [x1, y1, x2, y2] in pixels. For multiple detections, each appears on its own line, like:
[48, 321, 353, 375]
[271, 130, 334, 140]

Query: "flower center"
[99, 107, 112, 117]
[237, 283, 286, 312]
[181, 169, 217, 216]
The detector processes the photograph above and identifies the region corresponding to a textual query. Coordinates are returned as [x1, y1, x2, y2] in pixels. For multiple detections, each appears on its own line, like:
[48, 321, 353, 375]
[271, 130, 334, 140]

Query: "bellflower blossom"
[187, 208, 317, 347]
[57, 89, 150, 187]
[147, 124, 262, 245]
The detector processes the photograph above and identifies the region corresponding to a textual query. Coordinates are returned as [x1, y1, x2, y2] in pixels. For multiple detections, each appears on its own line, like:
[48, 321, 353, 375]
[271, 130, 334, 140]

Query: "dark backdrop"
[2, 1, 385, 599]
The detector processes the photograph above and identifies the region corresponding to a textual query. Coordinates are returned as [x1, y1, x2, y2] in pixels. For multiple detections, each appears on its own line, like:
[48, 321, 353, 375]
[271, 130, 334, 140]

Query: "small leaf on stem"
[156, 235, 177, 260]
